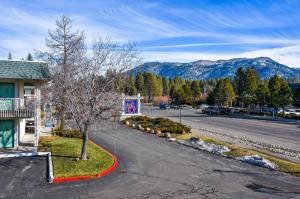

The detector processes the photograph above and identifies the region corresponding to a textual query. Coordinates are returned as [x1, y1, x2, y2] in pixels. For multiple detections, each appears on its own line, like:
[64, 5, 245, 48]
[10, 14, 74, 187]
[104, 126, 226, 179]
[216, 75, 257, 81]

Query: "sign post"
[121, 93, 143, 119]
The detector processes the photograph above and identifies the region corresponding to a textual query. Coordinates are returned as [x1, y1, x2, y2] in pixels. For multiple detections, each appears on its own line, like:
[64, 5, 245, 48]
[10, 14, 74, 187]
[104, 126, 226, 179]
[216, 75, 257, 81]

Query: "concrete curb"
[0, 151, 54, 183]
[52, 140, 118, 183]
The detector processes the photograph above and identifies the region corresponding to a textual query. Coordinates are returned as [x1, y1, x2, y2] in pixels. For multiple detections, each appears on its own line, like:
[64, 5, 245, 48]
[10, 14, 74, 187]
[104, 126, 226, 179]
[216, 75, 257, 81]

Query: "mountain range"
[130, 57, 300, 80]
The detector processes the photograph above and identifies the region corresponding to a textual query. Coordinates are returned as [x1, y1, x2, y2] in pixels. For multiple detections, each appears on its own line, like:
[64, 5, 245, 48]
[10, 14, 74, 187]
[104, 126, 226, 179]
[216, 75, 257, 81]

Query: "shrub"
[52, 129, 83, 138]
[151, 117, 191, 134]
[125, 115, 151, 122]
[125, 116, 191, 134]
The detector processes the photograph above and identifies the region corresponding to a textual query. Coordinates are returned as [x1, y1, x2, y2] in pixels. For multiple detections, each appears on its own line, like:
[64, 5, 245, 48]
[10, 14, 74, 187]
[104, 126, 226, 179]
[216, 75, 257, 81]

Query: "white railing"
[0, 98, 36, 118]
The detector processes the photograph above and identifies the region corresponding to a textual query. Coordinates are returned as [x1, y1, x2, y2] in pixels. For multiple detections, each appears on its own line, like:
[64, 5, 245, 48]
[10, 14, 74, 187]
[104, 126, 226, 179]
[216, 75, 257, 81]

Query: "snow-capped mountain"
[130, 57, 299, 80]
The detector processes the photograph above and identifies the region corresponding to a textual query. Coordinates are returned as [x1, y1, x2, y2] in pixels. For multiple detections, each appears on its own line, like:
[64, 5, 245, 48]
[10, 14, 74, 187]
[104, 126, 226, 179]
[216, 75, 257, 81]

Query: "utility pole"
[179, 105, 182, 124]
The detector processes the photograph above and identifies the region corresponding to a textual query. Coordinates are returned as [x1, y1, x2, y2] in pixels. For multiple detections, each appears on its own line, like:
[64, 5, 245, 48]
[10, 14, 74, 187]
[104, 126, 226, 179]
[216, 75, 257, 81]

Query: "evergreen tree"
[233, 67, 245, 106]
[169, 85, 177, 104]
[125, 76, 136, 95]
[162, 77, 169, 96]
[27, 53, 33, 61]
[244, 67, 259, 106]
[182, 84, 192, 104]
[268, 75, 293, 114]
[135, 72, 144, 94]
[143, 73, 160, 102]
[211, 78, 235, 106]
[256, 81, 269, 111]
[8, 52, 12, 60]
[191, 80, 201, 106]
[293, 85, 300, 108]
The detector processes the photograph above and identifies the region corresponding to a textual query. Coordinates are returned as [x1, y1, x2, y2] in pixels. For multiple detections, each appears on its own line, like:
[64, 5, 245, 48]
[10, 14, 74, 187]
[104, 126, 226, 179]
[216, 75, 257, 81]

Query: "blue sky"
[1, 0, 300, 67]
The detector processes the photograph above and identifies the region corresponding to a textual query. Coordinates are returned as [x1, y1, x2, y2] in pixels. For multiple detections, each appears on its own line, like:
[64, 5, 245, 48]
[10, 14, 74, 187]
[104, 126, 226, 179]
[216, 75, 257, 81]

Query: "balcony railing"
[0, 98, 36, 118]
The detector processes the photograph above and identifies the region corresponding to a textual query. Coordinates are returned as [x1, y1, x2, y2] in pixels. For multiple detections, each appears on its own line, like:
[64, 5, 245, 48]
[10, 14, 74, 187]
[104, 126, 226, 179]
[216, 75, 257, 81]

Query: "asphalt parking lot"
[0, 156, 48, 199]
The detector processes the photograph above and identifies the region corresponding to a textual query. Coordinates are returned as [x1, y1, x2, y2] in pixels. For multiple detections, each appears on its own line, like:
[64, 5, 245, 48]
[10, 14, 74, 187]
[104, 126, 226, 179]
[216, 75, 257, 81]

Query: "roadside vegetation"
[38, 136, 114, 178]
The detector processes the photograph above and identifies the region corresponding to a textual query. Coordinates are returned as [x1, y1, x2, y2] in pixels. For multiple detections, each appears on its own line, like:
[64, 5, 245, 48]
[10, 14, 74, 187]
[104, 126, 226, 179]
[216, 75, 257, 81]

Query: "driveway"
[0, 124, 300, 198]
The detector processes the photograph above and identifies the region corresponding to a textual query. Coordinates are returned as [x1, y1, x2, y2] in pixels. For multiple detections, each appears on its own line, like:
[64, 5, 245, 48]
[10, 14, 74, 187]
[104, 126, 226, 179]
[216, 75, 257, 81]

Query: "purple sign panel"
[124, 99, 138, 114]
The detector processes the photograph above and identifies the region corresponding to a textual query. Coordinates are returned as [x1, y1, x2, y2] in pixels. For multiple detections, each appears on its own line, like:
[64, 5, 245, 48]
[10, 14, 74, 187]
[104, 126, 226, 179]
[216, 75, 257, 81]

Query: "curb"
[0, 151, 54, 183]
[52, 140, 118, 183]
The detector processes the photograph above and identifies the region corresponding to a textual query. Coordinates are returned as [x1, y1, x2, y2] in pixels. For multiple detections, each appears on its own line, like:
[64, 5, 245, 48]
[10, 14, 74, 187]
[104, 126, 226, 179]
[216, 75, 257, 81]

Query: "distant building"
[0, 60, 50, 149]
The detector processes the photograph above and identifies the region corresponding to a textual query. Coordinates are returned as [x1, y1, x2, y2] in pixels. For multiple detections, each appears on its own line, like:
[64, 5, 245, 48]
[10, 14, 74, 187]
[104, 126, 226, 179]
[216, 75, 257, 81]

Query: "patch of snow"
[177, 137, 230, 155]
[238, 155, 277, 170]
[167, 138, 177, 142]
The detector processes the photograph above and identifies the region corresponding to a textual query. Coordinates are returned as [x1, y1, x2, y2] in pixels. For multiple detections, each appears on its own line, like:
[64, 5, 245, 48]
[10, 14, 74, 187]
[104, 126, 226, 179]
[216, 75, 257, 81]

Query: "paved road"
[142, 105, 300, 153]
[1, 124, 300, 199]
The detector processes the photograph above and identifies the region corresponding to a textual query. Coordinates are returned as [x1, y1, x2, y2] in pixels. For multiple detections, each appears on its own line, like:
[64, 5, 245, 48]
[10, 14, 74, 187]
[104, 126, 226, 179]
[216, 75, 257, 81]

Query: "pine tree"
[234, 67, 245, 106]
[244, 67, 259, 106]
[125, 76, 136, 95]
[135, 72, 144, 94]
[143, 73, 160, 102]
[191, 80, 201, 106]
[256, 81, 269, 111]
[8, 52, 12, 60]
[268, 75, 292, 114]
[162, 77, 169, 96]
[27, 53, 33, 61]
[293, 85, 300, 108]
[211, 78, 235, 106]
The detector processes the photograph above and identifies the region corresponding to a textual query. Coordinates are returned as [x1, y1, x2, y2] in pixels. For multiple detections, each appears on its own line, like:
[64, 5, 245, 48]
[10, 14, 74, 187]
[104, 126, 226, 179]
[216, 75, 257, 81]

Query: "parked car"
[199, 103, 209, 110]
[203, 106, 220, 115]
[159, 103, 167, 110]
[170, 104, 180, 109]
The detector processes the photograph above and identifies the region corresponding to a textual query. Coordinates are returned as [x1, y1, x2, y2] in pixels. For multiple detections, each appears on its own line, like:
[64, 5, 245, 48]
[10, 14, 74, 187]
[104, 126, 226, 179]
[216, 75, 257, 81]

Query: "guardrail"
[0, 98, 36, 118]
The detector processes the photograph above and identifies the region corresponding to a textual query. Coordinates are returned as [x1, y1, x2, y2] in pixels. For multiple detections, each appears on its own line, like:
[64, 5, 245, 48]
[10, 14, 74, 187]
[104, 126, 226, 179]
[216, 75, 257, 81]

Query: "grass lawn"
[176, 133, 300, 177]
[39, 136, 115, 178]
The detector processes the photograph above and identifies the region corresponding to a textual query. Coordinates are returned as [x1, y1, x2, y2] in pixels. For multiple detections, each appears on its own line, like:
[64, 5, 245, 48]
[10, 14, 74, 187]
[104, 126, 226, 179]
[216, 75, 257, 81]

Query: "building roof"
[0, 60, 50, 81]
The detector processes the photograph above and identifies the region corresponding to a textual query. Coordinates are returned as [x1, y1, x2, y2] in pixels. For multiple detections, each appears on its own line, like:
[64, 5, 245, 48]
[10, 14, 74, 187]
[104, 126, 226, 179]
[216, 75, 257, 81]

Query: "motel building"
[0, 60, 50, 150]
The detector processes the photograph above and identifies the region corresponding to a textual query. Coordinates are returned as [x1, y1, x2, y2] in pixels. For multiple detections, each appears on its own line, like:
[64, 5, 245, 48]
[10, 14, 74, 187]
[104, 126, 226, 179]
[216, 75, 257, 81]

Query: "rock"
[146, 127, 151, 132]
[167, 138, 176, 142]
[156, 129, 162, 135]
[158, 133, 166, 137]
[131, 124, 136, 128]
[166, 133, 172, 138]
[150, 129, 155, 134]
[138, 125, 145, 131]
[125, 121, 130, 126]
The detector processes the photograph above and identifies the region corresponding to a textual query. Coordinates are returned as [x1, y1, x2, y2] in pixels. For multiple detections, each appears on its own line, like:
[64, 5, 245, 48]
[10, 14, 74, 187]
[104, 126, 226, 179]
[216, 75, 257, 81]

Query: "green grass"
[176, 133, 300, 177]
[38, 136, 115, 178]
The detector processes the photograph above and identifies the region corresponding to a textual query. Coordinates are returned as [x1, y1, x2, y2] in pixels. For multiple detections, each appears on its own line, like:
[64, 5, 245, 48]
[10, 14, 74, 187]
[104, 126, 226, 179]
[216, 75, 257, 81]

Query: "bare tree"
[41, 15, 85, 130]
[65, 37, 140, 160]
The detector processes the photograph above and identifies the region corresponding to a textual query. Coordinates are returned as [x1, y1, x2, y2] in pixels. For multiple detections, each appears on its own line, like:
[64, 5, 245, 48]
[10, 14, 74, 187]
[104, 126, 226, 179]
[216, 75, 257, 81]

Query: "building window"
[24, 83, 35, 96]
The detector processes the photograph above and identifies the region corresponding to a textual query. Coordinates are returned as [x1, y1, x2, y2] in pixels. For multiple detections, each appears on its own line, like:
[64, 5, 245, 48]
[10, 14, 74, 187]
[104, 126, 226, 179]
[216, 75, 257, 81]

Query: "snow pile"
[177, 137, 230, 155]
[238, 155, 277, 170]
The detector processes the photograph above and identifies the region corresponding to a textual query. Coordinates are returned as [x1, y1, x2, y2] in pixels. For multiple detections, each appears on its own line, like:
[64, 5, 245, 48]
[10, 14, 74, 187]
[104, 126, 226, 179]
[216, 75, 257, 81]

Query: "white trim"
[0, 151, 54, 183]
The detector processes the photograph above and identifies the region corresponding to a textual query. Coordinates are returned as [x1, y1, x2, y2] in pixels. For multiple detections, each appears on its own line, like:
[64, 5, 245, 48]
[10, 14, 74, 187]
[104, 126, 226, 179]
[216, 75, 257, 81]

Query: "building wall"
[0, 78, 43, 148]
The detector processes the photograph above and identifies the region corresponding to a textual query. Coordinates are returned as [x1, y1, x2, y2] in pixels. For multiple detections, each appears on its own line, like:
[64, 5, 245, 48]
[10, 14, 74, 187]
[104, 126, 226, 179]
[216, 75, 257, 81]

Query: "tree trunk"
[81, 130, 88, 160]
[282, 106, 285, 115]
[60, 108, 65, 130]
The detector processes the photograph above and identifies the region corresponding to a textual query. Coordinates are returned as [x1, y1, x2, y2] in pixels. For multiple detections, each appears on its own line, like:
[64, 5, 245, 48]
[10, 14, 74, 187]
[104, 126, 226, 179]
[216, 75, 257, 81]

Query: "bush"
[125, 115, 151, 122]
[53, 129, 83, 138]
[278, 113, 300, 120]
